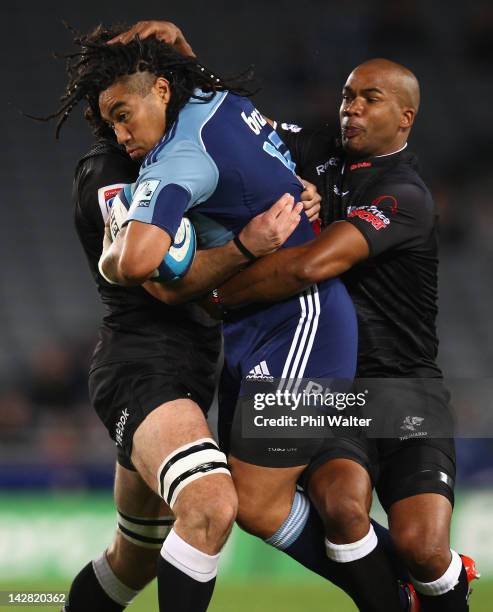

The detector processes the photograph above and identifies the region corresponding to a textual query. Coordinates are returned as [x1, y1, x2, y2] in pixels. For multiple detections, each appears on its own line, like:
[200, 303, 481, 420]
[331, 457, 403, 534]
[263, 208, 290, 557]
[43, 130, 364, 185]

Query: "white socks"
[412, 549, 463, 596]
[92, 551, 139, 606]
[161, 528, 220, 583]
[325, 524, 378, 563]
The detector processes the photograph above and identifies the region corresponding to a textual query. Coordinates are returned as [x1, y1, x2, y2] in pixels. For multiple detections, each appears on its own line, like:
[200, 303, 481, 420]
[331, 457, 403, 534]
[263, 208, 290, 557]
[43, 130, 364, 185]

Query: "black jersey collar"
[347, 143, 409, 172]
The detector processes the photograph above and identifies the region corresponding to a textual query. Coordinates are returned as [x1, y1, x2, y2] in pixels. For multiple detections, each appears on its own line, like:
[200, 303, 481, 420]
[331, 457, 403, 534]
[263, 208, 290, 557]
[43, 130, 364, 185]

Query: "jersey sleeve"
[126, 140, 219, 240]
[73, 151, 138, 282]
[274, 122, 335, 177]
[274, 122, 310, 172]
[345, 182, 434, 256]
[75, 153, 137, 227]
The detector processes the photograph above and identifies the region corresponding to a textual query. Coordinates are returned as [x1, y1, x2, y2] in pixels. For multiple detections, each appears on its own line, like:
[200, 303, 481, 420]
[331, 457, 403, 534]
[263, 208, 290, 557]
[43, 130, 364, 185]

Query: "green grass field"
[1, 578, 490, 611]
[1, 492, 491, 611]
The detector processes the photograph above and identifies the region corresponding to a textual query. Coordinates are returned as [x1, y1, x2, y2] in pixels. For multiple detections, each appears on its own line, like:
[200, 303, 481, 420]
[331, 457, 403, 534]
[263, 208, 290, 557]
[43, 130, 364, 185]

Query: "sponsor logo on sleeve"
[372, 194, 398, 214]
[97, 183, 127, 221]
[347, 205, 390, 230]
[132, 179, 161, 208]
[280, 122, 302, 133]
[346, 195, 398, 230]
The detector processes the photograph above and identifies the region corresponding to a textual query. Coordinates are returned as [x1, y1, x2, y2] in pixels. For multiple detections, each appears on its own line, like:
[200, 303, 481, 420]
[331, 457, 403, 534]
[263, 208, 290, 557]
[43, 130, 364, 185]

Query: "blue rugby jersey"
[126, 90, 357, 380]
[126, 89, 306, 247]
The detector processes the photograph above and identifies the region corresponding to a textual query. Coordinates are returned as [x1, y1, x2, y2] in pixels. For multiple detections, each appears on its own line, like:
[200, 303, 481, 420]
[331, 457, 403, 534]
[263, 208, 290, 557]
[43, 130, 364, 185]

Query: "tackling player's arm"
[216, 221, 369, 305]
[137, 179, 317, 301]
[101, 192, 302, 291]
[217, 182, 430, 307]
[144, 193, 303, 304]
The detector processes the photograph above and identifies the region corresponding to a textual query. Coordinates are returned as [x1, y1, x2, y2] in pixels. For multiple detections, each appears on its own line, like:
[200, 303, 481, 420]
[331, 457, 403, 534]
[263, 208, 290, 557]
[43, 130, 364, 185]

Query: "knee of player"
[206, 492, 238, 536]
[157, 437, 236, 545]
[178, 492, 237, 541]
[391, 525, 450, 572]
[320, 494, 369, 537]
[236, 508, 264, 538]
[235, 497, 278, 540]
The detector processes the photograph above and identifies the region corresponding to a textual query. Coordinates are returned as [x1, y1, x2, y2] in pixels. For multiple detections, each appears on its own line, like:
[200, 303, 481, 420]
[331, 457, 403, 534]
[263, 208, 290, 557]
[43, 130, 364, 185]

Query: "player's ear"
[400, 107, 415, 130]
[153, 77, 171, 104]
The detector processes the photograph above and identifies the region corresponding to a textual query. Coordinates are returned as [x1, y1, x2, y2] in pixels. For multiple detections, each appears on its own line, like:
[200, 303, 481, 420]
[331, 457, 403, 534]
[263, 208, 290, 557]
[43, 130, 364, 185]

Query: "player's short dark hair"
[44, 24, 255, 139]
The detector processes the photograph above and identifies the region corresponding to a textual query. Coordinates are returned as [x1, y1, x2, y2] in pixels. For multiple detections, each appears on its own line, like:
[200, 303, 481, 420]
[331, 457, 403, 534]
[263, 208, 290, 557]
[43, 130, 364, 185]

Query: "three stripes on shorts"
[279, 285, 321, 394]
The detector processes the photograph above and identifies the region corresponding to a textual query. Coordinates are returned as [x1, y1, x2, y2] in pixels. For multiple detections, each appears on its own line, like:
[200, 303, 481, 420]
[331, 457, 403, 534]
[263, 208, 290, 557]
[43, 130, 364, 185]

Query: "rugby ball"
[109, 183, 196, 282]
[152, 217, 197, 282]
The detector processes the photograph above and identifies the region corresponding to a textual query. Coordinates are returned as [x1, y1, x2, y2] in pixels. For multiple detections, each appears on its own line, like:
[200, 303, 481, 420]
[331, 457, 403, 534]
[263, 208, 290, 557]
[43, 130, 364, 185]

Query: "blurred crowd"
[1, 334, 493, 490]
[0, 337, 116, 489]
[1, 0, 492, 490]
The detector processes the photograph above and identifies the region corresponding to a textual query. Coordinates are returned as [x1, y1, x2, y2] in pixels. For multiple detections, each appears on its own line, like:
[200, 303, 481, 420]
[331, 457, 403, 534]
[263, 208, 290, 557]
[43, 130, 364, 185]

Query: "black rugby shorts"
[89, 344, 219, 469]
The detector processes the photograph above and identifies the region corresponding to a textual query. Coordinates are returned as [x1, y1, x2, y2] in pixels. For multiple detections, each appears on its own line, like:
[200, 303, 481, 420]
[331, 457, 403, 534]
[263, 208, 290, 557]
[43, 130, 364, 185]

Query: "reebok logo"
[115, 408, 129, 447]
[316, 157, 339, 175]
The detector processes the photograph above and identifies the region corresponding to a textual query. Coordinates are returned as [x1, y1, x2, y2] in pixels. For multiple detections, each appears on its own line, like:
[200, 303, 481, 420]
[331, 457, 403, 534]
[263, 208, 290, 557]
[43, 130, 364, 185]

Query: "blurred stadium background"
[0, 0, 492, 609]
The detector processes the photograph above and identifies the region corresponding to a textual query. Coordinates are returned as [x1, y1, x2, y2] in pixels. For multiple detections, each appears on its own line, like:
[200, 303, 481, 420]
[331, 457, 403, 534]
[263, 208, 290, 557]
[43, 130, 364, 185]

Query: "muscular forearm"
[100, 222, 171, 286]
[217, 243, 315, 306]
[99, 226, 138, 286]
[218, 222, 369, 307]
[144, 240, 250, 305]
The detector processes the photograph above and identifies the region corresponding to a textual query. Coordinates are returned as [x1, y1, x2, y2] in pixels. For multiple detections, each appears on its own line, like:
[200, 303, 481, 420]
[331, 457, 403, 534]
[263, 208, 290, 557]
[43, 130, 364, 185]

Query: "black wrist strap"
[234, 235, 257, 262]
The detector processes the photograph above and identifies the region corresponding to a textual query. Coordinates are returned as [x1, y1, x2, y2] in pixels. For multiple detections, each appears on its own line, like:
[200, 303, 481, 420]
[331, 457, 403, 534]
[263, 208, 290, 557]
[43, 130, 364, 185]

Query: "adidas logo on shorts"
[246, 361, 273, 381]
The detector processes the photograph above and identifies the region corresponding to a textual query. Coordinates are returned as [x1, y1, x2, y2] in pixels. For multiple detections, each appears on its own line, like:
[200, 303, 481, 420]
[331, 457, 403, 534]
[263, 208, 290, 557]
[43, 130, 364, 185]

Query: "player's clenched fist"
[239, 193, 303, 257]
[298, 176, 321, 222]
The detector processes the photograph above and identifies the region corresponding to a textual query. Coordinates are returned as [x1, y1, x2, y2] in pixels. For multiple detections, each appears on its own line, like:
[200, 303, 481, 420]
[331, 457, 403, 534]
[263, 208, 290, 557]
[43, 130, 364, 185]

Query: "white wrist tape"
[98, 256, 118, 285]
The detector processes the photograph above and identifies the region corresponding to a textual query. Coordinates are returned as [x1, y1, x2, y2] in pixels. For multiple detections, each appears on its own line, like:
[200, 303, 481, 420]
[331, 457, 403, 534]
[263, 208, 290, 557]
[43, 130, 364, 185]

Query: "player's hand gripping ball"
[110, 184, 196, 282]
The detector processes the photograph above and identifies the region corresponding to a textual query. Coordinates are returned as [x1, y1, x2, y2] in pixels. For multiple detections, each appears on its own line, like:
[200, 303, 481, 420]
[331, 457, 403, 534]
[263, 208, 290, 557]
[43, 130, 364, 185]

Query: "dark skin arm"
[217, 221, 370, 307]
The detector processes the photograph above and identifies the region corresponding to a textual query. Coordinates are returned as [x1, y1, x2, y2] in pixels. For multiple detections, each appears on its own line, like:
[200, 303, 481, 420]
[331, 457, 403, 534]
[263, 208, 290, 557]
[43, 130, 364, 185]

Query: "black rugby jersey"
[277, 123, 441, 378]
[73, 138, 220, 370]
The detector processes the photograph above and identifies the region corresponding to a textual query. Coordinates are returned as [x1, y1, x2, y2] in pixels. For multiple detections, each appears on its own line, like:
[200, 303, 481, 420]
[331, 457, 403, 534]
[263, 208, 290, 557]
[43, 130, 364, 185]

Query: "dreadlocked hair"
[37, 23, 256, 139]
